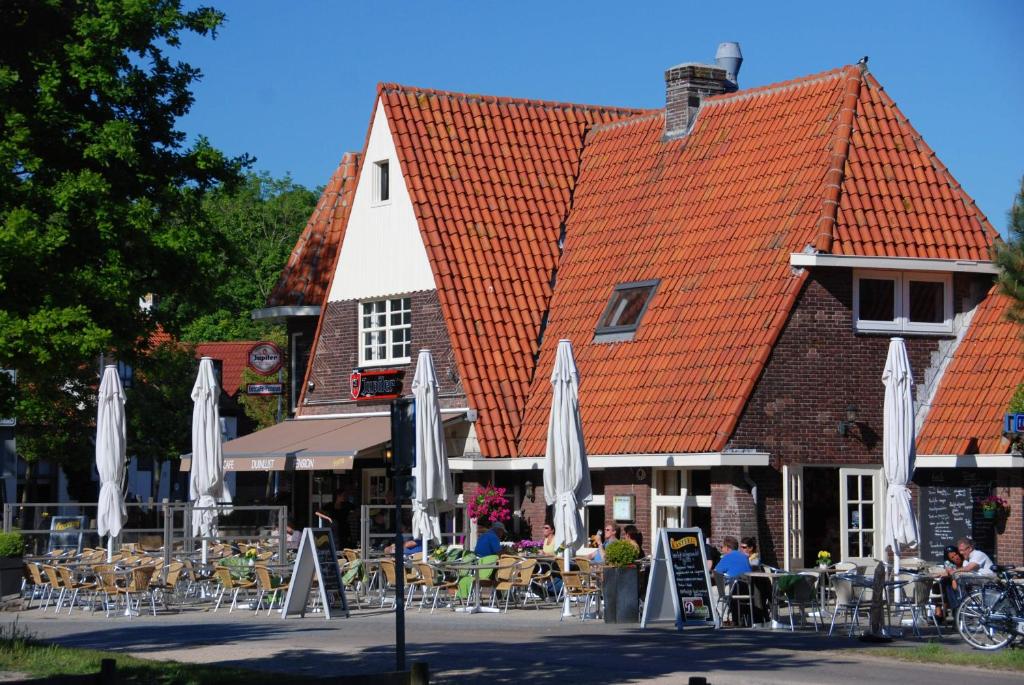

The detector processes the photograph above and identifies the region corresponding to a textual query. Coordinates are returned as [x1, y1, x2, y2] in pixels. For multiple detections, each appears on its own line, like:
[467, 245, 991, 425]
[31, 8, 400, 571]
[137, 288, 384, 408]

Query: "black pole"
[393, 467, 406, 672]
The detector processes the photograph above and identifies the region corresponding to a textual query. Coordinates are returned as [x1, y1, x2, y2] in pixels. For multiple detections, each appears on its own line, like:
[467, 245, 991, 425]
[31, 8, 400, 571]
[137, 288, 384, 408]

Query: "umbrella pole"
[422, 534, 428, 563]
[202, 539, 208, 565]
[562, 547, 572, 617]
[107, 535, 114, 563]
[893, 550, 901, 603]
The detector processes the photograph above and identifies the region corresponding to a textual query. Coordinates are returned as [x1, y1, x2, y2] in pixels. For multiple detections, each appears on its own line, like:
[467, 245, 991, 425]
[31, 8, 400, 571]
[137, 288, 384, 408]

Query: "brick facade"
[603, 469, 652, 555]
[301, 289, 466, 416]
[728, 267, 1001, 565]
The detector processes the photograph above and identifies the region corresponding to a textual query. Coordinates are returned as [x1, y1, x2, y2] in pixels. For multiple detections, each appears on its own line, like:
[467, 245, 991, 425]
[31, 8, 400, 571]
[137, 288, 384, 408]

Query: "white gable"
[328, 101, 434, 302]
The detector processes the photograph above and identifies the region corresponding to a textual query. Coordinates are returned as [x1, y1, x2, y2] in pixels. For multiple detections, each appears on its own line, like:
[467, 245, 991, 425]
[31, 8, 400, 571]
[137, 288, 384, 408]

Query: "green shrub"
[1010, 383, 1024, 414]
[603, 539, 639, 567]
[0, 532, 24, 558]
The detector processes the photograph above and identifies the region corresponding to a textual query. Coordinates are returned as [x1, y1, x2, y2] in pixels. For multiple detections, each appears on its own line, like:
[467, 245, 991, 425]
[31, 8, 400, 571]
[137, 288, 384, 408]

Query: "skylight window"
[595, 280, 659, 340]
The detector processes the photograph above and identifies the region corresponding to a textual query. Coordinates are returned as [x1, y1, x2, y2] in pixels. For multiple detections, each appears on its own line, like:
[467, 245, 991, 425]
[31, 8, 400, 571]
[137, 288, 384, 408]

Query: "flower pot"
[0, 557, 23, 598]
[602, 565, 639, 623]
[983, 509, 996, 519]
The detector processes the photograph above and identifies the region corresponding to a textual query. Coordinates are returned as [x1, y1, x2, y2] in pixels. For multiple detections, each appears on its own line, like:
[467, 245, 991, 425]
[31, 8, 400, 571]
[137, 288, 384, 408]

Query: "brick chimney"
[664, 43, 742, 138]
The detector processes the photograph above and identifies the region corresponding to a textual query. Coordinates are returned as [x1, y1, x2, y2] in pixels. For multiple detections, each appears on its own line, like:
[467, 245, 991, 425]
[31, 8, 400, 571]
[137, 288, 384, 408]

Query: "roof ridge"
[377, 81, 651, 118]
[812, 65, 863, 253]
[587, 110, 664, 136]
[703, 65, 851, 107]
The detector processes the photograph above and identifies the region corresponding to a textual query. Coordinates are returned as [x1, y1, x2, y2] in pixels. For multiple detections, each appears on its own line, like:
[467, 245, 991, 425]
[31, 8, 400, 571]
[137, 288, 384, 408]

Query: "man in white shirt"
[956, 537, 996, 577]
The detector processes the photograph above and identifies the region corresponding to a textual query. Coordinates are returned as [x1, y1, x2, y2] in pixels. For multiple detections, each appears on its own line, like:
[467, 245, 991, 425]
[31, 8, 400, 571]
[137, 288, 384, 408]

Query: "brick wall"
[604, 469, 652, 555]
[728, 268, 989, 565]
[994, 473, 1023, 564]
[301, 289, 466, 416]
[710, 467, 758, 544]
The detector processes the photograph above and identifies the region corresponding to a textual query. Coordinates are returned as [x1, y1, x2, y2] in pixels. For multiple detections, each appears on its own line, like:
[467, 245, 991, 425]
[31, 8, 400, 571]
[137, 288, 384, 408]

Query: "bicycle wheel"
[957, 587, 1013, 650]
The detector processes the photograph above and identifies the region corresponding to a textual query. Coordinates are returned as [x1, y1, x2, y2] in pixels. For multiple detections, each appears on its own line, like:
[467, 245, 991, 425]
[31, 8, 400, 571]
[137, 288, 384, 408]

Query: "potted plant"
[816, 550, 832, 568]
[979, 494, 1009, 520]
[602, 539, 640, 623]
[0, 532, 24, 598]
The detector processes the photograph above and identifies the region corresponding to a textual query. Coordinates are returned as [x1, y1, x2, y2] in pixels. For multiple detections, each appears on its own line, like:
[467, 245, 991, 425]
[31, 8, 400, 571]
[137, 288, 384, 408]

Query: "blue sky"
[178, 1, 1023, 233]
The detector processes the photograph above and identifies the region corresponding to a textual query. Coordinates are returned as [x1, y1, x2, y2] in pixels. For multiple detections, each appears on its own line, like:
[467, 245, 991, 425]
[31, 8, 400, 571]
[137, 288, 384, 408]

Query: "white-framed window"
[359, 296, 411, 365]
[373, 160, 390, 204]
[853, 270, 952, 334]
[840, 468, 882, 560]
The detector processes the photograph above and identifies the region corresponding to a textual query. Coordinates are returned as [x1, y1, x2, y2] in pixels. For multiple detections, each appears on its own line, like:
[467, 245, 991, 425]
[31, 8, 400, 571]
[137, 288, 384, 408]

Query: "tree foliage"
[0, 1, 247, 463]
[177, 172, 317, 343]
[995, 177, 1024, 325]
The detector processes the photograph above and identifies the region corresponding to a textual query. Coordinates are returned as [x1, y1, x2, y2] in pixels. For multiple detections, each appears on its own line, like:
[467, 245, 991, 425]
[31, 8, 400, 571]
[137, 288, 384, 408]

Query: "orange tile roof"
[831, 74, 997, 258]
[267, 152, 361, 307]
[917, 290, 1023, 455]
[195, 341, 266, 397]
[518, 65, 998, 457]
[380, 83, 649, 457]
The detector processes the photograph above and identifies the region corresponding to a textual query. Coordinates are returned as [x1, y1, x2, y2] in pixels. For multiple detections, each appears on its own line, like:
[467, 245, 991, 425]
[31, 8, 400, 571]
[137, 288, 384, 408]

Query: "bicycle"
[956, 566, 1024, 650]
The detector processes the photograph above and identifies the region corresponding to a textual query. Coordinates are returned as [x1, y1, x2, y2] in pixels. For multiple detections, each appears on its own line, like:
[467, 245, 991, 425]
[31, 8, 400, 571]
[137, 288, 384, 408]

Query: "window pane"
[391, 312, 402, 326]
[848, 533, 860, 555]
[362, 303, 373, 317]
[690, 470, 711, 496]
[597, 283, 658, 332]
[859, 278, 895, 321]
[861, 476, 872, 501]
[378, 161, 390, 202]
[846, 475, 857, 498]
[908, 280, 944, 324]
[861, 506, 873, 530]
[848, 506, 861, 530]
[861, 538, 873, 557]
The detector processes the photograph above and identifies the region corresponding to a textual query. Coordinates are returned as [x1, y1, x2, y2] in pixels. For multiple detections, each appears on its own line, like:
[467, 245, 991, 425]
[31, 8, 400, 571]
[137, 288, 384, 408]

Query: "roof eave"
[790, 253, 997, 274]
[915, 453, 1021, 468]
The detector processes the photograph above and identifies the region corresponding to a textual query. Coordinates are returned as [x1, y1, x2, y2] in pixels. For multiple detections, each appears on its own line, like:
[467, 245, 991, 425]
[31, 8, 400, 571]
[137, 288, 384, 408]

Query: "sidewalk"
[8, 606, 1020, 685]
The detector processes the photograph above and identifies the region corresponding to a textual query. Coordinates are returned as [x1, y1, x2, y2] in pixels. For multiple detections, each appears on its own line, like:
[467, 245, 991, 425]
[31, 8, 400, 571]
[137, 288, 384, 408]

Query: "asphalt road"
[8, 605, 1022, 685]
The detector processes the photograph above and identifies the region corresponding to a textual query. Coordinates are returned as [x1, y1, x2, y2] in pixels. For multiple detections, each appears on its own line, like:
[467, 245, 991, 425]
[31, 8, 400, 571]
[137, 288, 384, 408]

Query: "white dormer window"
[359, 296, 411, 365]
[853, 270, 952, 334]
[373, 160, 390, 204]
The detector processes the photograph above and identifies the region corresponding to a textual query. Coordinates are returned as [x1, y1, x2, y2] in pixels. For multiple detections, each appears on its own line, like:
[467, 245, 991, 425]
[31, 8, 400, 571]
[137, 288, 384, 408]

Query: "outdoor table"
[435, 560, 504, 614]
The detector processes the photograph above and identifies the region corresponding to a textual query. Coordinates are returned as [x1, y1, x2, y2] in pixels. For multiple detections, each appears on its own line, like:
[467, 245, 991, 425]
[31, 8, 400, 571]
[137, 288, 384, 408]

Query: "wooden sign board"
[641, 527, 719, 630]
[281, 528, 349, 620]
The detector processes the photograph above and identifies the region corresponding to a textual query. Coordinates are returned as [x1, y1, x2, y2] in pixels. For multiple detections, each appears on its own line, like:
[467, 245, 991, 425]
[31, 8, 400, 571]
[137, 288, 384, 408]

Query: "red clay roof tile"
[917, 291, 1022, 456]
[267, 152, 361, 307]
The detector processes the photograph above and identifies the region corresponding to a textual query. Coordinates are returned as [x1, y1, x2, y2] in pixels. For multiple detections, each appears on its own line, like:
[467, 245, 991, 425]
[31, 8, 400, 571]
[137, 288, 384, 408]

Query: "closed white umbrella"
[882, 337, 919, 594]
[411, 349, 455, 562]
[190, 357, 230, 564]
[96, 365, 127, 562]
[543, 339, 592, 617]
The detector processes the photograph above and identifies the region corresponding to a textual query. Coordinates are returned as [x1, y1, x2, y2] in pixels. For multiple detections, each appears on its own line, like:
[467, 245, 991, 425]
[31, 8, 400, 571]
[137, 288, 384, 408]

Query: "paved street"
[8, 604, 1020, 685]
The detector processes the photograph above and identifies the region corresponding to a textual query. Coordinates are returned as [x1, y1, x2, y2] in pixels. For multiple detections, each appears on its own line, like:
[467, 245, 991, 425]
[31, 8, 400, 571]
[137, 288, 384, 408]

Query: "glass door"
[840, 468, 882, 560]
[782, 464, 804, 571]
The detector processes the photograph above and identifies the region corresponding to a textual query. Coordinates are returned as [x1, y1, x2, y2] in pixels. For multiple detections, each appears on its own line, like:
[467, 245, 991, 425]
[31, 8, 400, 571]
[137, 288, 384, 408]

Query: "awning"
[180, 415, 391, 472]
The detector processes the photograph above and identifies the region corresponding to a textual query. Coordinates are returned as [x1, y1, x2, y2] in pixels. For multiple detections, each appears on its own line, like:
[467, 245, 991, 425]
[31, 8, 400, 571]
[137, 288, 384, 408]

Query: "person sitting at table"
[603, 524, 620, 546]
[714, 536, 752, 577]
[740, 537, 760, 567]
[541, 523, 558, 555]
[623, 525, 643, 554]
[474, 520, 503, 557]
[955, 537, 996, 577]
[384, 525, 423, 556]
[935, 545, 964, 621]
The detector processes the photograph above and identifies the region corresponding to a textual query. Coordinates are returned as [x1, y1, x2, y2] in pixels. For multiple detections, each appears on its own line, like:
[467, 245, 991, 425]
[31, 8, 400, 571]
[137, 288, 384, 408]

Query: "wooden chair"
[213, 566, 255, 612]
[23, 563, 47, 609]
[509, 558, 540, 611]
[482, 556, 518, 606]
[56, 565, 96, 614]
[377, 560, 397, 608]
[39, 565, 64, 612]
[413, 562, 458, 613]
[94, 567, 123, 618]
[118, 565, 158, 617]
[559, 571, 600, 621]
[253, 565, 289, 616]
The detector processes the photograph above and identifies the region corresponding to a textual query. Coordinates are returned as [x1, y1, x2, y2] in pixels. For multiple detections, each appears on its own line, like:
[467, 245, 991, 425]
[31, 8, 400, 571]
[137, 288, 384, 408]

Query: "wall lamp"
[837, 405, 858, 437]
[524, 480, 535, 502]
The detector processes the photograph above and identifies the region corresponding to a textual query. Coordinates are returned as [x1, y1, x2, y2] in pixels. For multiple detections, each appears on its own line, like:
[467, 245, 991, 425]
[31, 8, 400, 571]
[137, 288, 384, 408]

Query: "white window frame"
[650, 468, 711, 534]
[853, 269, 952, 334]
[839, 467, 883, 561]
[358, 296, 411, 366]
[372, 159, 391, 206]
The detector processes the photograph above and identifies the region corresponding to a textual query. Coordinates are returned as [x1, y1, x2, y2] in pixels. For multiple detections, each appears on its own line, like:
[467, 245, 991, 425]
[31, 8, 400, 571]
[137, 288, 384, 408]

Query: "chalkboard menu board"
[281, 528, 349, 620]
[918, 471, 996, 563]
[641, 527, 718, 629]
[48, 516, 88, 554]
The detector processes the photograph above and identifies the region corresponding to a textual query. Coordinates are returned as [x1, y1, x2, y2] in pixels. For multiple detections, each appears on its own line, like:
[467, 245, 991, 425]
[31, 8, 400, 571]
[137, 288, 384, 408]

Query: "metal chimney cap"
[715, 41, 743, 85]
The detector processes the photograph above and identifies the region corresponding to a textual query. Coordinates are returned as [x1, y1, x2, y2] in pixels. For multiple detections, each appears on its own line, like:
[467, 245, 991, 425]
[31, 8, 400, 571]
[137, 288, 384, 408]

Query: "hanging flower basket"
[978, 494, 1009, 520]
[466, 484, 511, 526]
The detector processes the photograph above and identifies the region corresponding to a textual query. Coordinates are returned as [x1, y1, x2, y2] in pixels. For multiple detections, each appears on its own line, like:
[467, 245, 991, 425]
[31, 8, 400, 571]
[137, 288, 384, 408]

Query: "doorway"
[802, 468, 840, 568]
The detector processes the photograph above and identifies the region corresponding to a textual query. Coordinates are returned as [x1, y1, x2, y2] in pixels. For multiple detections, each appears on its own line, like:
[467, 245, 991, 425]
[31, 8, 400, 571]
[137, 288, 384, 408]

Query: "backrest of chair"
[257, 551, 274, 561]
[97, 569, 120, 593]
[846, 557, 877, 574]
[214, 566, 234, 589]
[42, 565, 61, 588]
[495, 556, 518, 581]
[164, 562, 184, 587]
[27, 563, 44, 585]
[910, 577, 933, 605]
[343, 549, 360, 563]
[575, 557, 591, 574]
[833, 562, 856, 573]
[713, 572, 728, 595]
[413, 562, 435, 588]
[253, 565, 273, 590]
[130, 565, 156, 591]
[561, 571, 584, 592]
[831, 574, 855, 604]
[57, 565, 75, 587]
[380, 559, 396, 585]
[792, 574, 817, 601]
[517, 558, 537, 583]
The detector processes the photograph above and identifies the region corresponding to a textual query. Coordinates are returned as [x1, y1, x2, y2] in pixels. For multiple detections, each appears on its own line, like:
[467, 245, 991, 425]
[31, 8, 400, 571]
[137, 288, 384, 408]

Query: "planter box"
[0, 558, 22, 598]
[602, 565, 639, 623]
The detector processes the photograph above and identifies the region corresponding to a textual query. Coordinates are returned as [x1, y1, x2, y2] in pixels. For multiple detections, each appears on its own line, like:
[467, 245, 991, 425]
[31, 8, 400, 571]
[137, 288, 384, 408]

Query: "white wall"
[327, 100, 435, 303]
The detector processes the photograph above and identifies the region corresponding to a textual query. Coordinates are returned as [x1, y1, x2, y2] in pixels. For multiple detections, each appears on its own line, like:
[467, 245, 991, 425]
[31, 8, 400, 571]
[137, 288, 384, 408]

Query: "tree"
[0, 1, 247, 489]
[995, 177, 1024, 324]
[178, 172, 318, 343]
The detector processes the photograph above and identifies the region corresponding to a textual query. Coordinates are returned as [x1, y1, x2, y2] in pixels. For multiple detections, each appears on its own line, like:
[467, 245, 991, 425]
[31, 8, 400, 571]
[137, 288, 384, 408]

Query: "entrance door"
[840, 468, 882, 560]
[782, 464, 804, 571]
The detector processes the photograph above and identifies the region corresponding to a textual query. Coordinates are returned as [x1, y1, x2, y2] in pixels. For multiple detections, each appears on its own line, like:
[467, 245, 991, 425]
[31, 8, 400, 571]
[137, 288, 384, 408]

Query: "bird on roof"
[857, 56, 869, 66]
